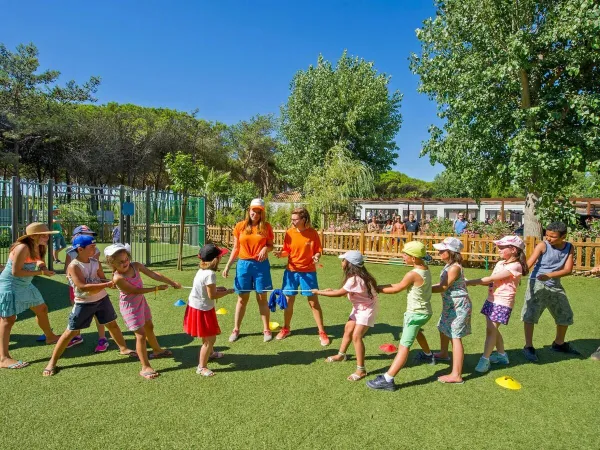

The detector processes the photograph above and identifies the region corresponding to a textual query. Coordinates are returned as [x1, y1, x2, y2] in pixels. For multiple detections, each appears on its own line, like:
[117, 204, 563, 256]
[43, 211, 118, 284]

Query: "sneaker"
[263, 330, 273, 342]
[590, 347, 600, 361]
[67, 335, 83, 348]
[228, 330, 240, 343]
[489, 352, 510, 365]
[414, 351, 435, 365]
[551, 341, 581, 355]
[522, 346, 539, 362]
[474, 356, 491, 373]
[366, 375, 397, 391]
[276, 327, 291, 340]
[318, 331, 330, 347]
[54, 260, 62, 264]
[94, 338, 109, 353]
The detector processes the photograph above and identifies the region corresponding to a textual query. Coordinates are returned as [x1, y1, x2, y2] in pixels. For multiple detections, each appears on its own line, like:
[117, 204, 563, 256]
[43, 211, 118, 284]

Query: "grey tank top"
[530, 241, 571, 287]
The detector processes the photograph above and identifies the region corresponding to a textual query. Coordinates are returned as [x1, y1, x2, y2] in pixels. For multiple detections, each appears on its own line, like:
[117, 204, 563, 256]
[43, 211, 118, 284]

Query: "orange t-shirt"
[282, 227, 322, 272]
[233, 221, 274, 260]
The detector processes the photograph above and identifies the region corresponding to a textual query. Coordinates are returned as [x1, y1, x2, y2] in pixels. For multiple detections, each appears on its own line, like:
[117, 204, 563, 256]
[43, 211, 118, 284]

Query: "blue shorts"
[281, 270, 318, 296]
[67, 295, 118, 331]
[53, 234, 66, 251]
[235, 259, 273, 294]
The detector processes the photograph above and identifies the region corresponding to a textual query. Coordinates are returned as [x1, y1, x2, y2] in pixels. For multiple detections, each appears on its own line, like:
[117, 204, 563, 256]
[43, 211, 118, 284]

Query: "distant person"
[453, 212, 468, 234]
[52, 206, 67, 264]
[112, 225, 120, 243]
[404, 213, 420, 234]
[367, 217, 380, 233]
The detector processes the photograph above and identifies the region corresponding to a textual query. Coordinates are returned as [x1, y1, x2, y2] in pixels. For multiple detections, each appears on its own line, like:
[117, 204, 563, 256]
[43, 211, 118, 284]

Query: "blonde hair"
[291, 207, 312, 228]
[105, 248, 131, 267]
[243, 208, 268, 236]
[200, 257, 220, 271]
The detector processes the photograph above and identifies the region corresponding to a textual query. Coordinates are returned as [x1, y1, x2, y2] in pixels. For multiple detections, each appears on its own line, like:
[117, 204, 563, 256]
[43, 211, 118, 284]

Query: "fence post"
[359, 230, 365, 254]
[145, 186, 151, 266]
[10, 176, 18, 243]
[461, 234, 469, 264]
[319, 229, 324, 252]
[525, 236, 535, 259]
[119, 185, 125, 244]
[47, 179, 54, 271]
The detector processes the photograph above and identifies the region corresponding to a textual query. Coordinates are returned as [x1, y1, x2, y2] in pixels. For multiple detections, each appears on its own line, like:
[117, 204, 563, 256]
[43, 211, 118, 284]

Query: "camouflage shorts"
[521, 279, 574, 326]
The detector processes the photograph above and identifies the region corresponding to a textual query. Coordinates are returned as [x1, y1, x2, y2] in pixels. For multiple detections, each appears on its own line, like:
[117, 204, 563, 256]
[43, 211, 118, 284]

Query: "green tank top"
[406, 268, 432, 315]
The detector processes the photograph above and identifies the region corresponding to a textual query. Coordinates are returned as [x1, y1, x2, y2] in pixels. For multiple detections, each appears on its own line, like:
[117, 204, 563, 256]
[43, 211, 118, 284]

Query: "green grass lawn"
[2, 256, 599, 449]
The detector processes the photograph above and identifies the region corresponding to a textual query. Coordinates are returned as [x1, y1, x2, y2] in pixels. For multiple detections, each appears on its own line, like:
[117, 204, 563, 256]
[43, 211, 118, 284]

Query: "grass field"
[2, 255, 599, 449]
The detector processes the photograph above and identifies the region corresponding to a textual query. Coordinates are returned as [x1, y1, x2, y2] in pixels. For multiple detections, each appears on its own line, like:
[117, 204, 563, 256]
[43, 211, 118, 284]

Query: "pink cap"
[493, 235, 525, 250]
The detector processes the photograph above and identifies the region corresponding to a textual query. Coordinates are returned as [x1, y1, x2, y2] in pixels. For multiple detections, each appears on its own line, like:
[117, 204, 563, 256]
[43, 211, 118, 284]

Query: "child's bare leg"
[43, 329, 80, 373]
[104, 321, 135, 355]
[386, 345, 410, 377]
[256, 292, 270, 331]
[144, 321, 165, 355]
[416, 330, 431, 354]
[199, 335, 217, 369]
[495, 325, 505, 354]
[233, 293, 250, 331]
[0, 316, 20, 367]
[435, 332, 450, 359]
[327, 320, 354, 361]
[30, 303, 60, 343]
[94, 317, 106, 340]
[282, 296, 295, 329]
[307, 295, 325, 333]
[483, 318, 499, 357]
[439, 338, 464, 383]
[134, 327, 155, 377]
[555, 324, 568, 345]
[351, 324, 369, 376]
[524, 322, 535, 347]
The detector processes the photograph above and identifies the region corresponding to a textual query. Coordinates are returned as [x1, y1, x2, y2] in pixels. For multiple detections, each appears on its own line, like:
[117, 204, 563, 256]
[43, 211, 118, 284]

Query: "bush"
[426, 217, 454, 235]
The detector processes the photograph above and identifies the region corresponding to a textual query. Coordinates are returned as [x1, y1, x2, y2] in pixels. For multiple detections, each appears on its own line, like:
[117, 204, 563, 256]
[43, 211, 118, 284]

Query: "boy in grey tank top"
[521, 222, 579, 361]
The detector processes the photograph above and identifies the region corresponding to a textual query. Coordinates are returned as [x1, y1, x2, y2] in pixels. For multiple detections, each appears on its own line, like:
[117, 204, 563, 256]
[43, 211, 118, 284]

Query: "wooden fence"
[207, 226, 600, 272]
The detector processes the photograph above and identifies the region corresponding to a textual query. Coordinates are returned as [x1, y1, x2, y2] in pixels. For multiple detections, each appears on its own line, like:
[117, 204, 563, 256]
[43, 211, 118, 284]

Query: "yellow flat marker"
[216, 307, 228, 315]
[269, 321, 280, 331]
[495, 375, 522, 390]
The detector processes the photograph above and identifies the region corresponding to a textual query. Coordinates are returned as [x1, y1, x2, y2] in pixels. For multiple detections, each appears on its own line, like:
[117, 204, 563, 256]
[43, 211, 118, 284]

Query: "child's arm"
[133, 262, 182, 288]
[69, 264, 113, 294]
[113, 273, 168, 295]
[311, 288, 347, 297]
[466, 270, 513, 286]
[537, 245, 574, 281]
[222, 237, 240, 277]
[432, 265, 461, 293]
[377, 271, 418, 294]
[206, 283, 235, 300]
[527, 242, 546, 269]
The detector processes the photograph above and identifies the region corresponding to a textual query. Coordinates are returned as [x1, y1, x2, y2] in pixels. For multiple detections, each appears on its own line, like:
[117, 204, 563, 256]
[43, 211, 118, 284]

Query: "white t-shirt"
[188, 269, 217, 311]
[68, 258, 107, 303]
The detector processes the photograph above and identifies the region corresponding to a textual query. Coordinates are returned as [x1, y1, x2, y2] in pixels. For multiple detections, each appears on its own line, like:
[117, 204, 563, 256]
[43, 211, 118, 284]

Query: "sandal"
[42, 366, 60, 377]
[120, 350, 139, 359]
[140, 370, 160, 380]
[4, 360, 29, 369]
[196, 366, 215, 377]
[149, 349, 173, 359]
[325, 353, 348, 363]
[209, 351, 224, 360]
[347, 371, 367, 382]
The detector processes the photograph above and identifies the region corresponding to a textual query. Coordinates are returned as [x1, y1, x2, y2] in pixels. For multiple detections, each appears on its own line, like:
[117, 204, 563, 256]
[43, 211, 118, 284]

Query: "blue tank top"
[530, 241, 571, 287]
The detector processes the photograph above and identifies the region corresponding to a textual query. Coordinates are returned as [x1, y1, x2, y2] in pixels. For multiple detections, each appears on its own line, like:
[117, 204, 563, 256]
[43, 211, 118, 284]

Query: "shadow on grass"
[291, 323, 402, 341]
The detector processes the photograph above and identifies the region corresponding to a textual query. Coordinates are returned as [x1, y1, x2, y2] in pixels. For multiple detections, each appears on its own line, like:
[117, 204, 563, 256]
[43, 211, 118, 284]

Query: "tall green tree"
[410, 0, 600, 236]
[375, 171, 433, 198]
[280, 51, 402, 187]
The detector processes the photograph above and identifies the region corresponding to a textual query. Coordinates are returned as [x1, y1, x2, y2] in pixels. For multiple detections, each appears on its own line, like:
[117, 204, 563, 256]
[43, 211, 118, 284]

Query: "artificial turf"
[2, 255, 599, 449]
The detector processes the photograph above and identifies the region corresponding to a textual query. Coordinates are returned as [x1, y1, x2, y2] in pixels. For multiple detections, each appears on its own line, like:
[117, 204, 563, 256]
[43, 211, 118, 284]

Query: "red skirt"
[183, 305, 221, 338]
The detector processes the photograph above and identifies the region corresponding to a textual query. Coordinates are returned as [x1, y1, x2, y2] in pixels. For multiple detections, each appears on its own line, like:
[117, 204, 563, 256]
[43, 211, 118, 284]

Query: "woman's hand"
[222, 267, 230, 278]
[311, 289, 320, 295]
[41, 269, 55, 277]
[257, 247, 269, 262]
[273, 250, 283, 258]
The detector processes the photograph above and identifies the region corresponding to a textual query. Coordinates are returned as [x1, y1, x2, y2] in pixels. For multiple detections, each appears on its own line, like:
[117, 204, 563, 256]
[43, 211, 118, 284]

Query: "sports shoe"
[228, 330, 240, 343]
[319, 331, 330, 346]
[414, 351, 436, 365]
[366, 375, 397, 391]
[94, 338, 109, 353]
[67, 335, 83, 348]
[522, 346, 539, 362]
[474, 356, 491, 373]
[590, 347, 600, 361]
[489, 352, 509, 365]
[276, 327, 291, 340]
[263, 330, 273, 342]
[551, 341, 581, 355]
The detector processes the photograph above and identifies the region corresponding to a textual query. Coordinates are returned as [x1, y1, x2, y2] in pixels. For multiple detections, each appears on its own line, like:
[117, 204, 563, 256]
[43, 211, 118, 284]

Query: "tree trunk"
[177, 193, 188, 271]
[524, 192, 542, 238]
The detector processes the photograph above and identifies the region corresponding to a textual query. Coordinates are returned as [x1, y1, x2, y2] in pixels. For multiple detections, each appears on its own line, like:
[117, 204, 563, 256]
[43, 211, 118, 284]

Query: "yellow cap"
[402, 241, 426, 258]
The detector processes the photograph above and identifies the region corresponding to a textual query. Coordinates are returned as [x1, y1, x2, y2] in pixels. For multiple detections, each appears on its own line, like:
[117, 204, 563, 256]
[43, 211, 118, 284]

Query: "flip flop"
[209, 351, 224, 360]
[5, 360, 29, 369]
[140, 370, 160, 380]
[42, 366, 60, 376]
[347, 372, 367, 382]
[120, 351, 139, 359]
[149, 349, 173, 359]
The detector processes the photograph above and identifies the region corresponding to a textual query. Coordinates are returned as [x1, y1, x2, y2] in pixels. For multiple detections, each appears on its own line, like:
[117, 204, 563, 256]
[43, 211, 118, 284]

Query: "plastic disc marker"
[379, 343, 398, 354]
[216, 307, 228, 315]
[174, 299, 186, 307]
[495, 376, 522, 390]
[269, 321, 280, 331]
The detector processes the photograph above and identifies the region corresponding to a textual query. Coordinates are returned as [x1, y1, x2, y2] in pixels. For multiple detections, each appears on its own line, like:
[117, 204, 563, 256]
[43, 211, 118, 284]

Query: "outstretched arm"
[432, 265, 460, 293]
[377, 271, 417, 294]
[134, 262, 181, 288]
[311, 288, 347, 297]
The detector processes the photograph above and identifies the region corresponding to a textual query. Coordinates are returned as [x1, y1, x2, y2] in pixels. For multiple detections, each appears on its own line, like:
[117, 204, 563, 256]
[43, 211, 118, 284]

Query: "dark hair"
[446, 250, 463, 265]
[546, 221, 567, 237]
[341, 262, 378, 300]
[10, 237, 47, 260]
[506, 247, 529, 276]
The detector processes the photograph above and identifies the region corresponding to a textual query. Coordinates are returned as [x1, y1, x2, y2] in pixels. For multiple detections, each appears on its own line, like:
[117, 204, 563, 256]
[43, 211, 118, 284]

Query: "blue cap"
[72, 225, 97, 236]
[72, 235, 96, 249]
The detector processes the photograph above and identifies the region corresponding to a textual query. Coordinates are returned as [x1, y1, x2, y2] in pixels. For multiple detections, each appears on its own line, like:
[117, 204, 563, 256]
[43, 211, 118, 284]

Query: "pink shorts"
[349, 303, 378, 327]
[119, 296, 152, 331]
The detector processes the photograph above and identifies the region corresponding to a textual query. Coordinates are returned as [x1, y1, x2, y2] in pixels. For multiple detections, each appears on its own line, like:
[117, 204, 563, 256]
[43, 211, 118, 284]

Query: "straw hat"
[17, 222, 59, 242]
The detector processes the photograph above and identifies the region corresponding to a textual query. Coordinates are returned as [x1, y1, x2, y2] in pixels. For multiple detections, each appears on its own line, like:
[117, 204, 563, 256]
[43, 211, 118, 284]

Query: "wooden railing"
[206, 226, 600, 271]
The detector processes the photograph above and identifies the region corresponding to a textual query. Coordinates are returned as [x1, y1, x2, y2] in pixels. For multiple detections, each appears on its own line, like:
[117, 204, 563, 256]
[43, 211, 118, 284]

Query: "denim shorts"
[281, 270, 318, 296]
[234, 259, 273, 294]
[67, 295, 117, 331]
[53, 234, 66, 251]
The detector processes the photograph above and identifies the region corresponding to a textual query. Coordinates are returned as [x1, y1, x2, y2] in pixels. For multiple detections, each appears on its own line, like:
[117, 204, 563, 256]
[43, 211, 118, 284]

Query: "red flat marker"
[379, 343, 398, 354]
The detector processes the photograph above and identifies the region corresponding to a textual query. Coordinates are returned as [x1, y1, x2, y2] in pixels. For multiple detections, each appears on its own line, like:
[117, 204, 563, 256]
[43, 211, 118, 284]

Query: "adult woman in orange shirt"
[274, 208, 330, 346]
[222, 199, 274, 343]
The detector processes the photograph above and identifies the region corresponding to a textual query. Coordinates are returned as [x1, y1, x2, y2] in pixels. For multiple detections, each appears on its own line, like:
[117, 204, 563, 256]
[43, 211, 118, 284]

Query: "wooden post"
[525, 236, 535, 259]
[461, 233, 469, 263]
[500, 200, 505, 222]
[359, 230, 365, 254]
[319, 229, 324, 252]
[421, 201, 425, 226]
[587, 201, 591, 215]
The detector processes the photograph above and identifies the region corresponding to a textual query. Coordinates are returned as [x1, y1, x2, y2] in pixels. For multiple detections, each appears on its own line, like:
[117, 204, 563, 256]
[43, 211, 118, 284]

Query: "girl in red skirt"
[184, 244, 234, 376]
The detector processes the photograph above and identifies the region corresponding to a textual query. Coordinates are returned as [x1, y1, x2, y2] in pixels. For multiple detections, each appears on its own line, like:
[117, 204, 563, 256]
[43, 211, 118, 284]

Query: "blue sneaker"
[414, 351, 436, 365]
[366, 375, 397, 391]
[489, 352, 509, 365]
[475, 356, 491, 373]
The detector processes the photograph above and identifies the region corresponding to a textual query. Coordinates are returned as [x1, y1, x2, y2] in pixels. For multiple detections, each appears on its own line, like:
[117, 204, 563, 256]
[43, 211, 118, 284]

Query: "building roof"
[272, 190, 303, 203]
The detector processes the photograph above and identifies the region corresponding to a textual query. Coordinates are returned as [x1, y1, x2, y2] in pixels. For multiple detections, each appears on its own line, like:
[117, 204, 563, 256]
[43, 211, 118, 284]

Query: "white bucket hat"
[433, 237, 463, 253]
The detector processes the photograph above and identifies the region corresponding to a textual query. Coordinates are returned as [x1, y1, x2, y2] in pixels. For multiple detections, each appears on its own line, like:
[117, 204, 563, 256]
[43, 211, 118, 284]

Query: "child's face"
[497, 245, 516, 260]
[341, 259, 348, 269]
[438, 249, 450, 262]
[401, 253, 413, 265]
[545, 230, 565, 246]
[79, 243, 97, 258]
[112, 251, 131, 273]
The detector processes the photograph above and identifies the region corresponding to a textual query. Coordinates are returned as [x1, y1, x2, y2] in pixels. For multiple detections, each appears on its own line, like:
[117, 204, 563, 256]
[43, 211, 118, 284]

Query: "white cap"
[104, 243, 131, 257]
[433, 237, 463, 253]
[249, 198, 265, 210]
[338, 250, 364, 267]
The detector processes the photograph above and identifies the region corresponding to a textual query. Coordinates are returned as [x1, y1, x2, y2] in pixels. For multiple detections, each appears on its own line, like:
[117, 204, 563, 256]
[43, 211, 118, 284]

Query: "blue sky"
[3, 0, 444, 181]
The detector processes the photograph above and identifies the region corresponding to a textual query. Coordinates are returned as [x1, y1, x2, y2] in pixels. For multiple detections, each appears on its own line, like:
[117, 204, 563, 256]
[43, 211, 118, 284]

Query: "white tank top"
[68, 258, 107, 303]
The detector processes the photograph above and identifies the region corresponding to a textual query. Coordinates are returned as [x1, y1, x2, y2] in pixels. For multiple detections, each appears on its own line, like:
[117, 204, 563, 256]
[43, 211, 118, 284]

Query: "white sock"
[423, 351, 432, 356]
[481, 356, 489, 361]
[384, 373, 394, 382]
[498, 352, 507, 357]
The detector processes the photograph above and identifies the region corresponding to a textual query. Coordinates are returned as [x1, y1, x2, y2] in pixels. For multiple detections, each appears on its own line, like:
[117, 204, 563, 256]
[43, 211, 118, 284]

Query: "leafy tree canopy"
[374, 170, 433, 198]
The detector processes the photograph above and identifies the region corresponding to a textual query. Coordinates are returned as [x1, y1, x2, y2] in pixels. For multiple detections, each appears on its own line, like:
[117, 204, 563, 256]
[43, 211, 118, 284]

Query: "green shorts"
[400, 312, 432, 348]
[521, 279, 573, 326]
